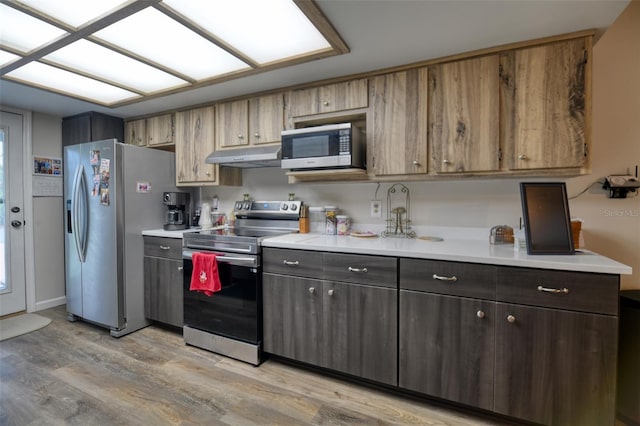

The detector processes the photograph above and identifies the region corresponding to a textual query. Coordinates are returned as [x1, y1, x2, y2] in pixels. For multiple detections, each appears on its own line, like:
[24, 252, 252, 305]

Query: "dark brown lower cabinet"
[262, 272, 397, 385]
[494, 303, 618, 426]
[323, 281, 397, 385]
[399, 291, 495, 410]
[262, 273, 323, 366]
[143, 256, 183, 327]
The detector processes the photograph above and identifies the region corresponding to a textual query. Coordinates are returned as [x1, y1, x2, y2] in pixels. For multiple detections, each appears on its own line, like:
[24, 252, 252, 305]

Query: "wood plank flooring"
[1, 306, 512, 425]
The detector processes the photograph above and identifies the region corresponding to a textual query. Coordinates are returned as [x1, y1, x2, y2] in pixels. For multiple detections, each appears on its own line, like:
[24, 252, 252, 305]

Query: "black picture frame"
[520, 182, 575, 255]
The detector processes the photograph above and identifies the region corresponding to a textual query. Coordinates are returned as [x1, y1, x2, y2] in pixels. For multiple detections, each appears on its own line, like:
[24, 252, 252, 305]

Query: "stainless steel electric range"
[182, 200, 301, 365]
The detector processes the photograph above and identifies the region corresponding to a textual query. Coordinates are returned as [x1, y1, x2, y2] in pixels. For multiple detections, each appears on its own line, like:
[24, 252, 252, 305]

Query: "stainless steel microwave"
[280, 122, 365, 170]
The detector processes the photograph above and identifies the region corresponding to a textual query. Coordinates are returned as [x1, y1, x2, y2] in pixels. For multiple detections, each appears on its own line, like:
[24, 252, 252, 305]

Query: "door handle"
[11, 220, 23, 228]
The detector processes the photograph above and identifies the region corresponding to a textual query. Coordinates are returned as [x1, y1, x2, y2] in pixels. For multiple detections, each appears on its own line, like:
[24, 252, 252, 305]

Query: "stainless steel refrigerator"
[64, 139, 177, 337]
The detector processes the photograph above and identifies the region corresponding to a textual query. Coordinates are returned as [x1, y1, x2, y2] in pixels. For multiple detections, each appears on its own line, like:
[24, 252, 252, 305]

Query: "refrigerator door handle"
[78, 165, 89, 262]
[72, 165, 88, 263]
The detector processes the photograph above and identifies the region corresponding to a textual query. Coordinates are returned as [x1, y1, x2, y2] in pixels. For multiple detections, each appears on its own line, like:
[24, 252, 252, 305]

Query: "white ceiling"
[0, 0, 631, 119]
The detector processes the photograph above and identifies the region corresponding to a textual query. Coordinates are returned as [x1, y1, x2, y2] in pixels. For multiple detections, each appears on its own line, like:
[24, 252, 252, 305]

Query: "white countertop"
[142, 228, 199, 238]
[261, 231, 632, 275]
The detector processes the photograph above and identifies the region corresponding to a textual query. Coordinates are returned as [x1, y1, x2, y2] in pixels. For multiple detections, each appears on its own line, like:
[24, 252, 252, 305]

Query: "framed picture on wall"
[520, 182, 575, 255]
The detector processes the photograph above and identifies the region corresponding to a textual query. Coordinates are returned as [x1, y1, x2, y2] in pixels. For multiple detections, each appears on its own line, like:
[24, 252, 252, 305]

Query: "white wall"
[31, 112, 65, 309]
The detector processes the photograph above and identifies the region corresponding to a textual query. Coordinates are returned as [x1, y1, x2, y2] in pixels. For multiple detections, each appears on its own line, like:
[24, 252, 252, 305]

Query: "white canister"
[309, 207, 326, 234]
[200, 202, 212, 228]
[325, 206, 338, 235]
[336, 215, 350, 235]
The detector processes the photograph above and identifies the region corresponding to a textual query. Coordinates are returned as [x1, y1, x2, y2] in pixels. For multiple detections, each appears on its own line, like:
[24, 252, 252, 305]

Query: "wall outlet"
[370, 200, 382, 218]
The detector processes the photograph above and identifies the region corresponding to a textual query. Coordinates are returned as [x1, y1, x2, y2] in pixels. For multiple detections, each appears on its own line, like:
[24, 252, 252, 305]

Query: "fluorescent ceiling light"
[163, 0, 332, 64]
[0, 50, 20, 68]
[0, 3, 67, 53]
[0, 1, 347, 107]
[94, 7, 250, 81]
[44, 39, 189, 93]
[5, 62, 141, 105]
[16, 0, 129, 28]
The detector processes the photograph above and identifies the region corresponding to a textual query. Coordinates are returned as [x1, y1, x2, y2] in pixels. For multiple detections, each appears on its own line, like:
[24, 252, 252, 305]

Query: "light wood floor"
[1, 306, 515, 425]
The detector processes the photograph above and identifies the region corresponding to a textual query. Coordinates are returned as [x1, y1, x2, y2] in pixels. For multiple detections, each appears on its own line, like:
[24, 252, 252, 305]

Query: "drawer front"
[263, 248, 323, 278]
[400, 258, 495, 300]
[144, 236, 182, 259]
[496, 266, 619, 315]
[323, 253, 396, 288]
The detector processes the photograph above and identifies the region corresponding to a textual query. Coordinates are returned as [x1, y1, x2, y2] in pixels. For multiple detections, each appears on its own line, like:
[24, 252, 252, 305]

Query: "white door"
[0, 111, 26, 316]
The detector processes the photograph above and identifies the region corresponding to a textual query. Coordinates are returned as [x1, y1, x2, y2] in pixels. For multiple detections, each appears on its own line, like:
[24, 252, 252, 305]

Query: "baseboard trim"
[35, 296, 66, 312]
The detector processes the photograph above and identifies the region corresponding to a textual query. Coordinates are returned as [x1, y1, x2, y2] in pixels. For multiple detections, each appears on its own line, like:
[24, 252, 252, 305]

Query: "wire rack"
[381, 183, 416, 238]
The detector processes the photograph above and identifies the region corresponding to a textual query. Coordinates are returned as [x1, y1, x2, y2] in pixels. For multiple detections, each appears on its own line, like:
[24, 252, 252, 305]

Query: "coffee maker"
[163, 192, 190, 230]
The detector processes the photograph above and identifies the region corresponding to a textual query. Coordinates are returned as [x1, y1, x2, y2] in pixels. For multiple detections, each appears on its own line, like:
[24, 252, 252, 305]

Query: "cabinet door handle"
[308, 287, 315, 294]
[432, 273, 457, 282]
[282, 260, 299, 266]
[254, 133, 260, 138]
[518, 154, 528, 160]
[327, 289, 335, 296]
[178, 266, 184, 271]
[322, 101, 330, 106]
[237, 134, 244, 139]
[537, 285, 569, 294]
[412, 160, 421, 166]
[507, 315, 516, 323]
[477, 310, 485, 319]
[348, 266, 368, 273]
[159, 245, 171, 250]
[442, 159, 450, 165]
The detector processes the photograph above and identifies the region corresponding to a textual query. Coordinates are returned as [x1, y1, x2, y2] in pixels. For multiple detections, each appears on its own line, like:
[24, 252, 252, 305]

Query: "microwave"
[280, 122, 365, 170]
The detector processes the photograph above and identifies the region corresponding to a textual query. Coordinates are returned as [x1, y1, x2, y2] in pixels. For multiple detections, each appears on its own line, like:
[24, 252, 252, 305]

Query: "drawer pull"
[328, 289, 335, 296]
[308, 287, 315, 294]
[283, 260, 299, 266]
[348, 266, 368, 273]
[432, 273, 458, 282]
[477, 310, 485, 319]
[537, 285, 569, 294]
[159, 245, 171, 250]
[507, 315, 516, 323]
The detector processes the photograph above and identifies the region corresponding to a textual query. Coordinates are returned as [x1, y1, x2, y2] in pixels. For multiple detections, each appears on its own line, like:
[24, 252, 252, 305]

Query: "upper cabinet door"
[503, 38, 590, 170]
[370, 68, 429, 176]
[429, 55, 501, 173]
[248, 93, 284, 145]
[146, 113, 174, 146]
[125, 119, 146, 147]
[175, 106, 216, 184]
[216, 100, 249, 149]
[289, 78, 368, 118]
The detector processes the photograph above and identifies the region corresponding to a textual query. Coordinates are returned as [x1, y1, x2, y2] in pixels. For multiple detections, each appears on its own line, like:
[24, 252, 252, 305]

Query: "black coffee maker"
[163, 192, 190, 230]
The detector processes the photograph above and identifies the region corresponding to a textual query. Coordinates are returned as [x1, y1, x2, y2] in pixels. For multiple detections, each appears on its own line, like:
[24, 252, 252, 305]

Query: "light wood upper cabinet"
[146, 113, 175, 146]
[370, 68, 429, 176]
[249, 94, 284, 145]
[216, 100, 249, 149]
[125, 119, 146, 147]
[429, 55, 501, 173]
[502, 37, 590, 170]
[289, 78, 368, 118]
[217, 93, 284, 148]
[175, 107, 217, 185]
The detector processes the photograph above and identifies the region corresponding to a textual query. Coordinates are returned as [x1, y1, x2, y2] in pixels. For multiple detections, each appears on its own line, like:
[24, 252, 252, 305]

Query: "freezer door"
[64, 145, 83, 317]
[80, 139, 124, 329]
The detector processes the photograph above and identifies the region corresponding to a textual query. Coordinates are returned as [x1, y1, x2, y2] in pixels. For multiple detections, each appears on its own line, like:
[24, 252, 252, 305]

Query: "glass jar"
[309, 207, 326, 234]
[325, 206, 338, 235]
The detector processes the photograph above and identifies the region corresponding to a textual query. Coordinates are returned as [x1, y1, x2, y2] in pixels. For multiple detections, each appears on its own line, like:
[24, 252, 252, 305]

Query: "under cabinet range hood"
[205, 145, 281, 168]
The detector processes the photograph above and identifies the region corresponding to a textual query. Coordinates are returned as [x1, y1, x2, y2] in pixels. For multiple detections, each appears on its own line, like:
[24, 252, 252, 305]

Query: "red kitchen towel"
[190, 252, 221, 296]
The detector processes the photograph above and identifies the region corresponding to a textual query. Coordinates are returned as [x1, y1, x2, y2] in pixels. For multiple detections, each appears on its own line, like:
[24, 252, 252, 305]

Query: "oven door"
[182, 250, 261, 344]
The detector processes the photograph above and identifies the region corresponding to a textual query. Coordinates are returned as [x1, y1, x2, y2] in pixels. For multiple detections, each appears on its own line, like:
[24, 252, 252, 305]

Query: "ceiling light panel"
[5, 62, 141, 104]
[15, 0, 130, 28]
[0, 50, 21, 67]
[163, 0, 332, 64]
[0, 3, 67, 53]
[93, 7, 250, 81]
[44, 39, 189, 93]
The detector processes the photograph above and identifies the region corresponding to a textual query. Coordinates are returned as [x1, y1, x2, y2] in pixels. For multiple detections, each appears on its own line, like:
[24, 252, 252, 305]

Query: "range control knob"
[243, 202, 251, 210]
[290, 203, 298, 211]
[281, 203, 288, 211]
[235, 202, 243, 210]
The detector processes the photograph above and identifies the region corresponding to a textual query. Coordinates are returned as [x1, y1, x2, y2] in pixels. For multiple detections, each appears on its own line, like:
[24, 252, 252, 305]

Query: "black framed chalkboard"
[520, 182, 575, 255]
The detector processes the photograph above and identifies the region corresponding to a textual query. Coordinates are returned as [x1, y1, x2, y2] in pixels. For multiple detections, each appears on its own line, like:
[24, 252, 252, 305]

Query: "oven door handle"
[182, 250, 258, 267]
